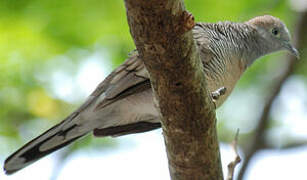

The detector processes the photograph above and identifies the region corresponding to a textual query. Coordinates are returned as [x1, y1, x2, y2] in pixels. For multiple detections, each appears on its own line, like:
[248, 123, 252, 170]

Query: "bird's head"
[247, 15, 299, 58]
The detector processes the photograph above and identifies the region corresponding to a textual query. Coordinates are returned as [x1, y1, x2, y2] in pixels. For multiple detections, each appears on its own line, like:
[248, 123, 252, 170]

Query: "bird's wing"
[71, 50, 151, 114]
[92, 27, 216, 136]
[3, 50, 152, 175]
[89, 50, 151, 110]
[93, 24, 215, 109]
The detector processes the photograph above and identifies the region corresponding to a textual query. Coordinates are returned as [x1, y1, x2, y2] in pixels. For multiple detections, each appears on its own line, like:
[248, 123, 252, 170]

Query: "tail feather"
[4, 116, 87, 175]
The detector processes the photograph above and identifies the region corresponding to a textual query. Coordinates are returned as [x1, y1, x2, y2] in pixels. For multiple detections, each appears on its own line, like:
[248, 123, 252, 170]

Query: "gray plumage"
[4, 15, 298, 174]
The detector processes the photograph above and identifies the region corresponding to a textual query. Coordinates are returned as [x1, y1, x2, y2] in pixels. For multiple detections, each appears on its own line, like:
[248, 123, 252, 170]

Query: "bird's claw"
[211, 87, 227, 101]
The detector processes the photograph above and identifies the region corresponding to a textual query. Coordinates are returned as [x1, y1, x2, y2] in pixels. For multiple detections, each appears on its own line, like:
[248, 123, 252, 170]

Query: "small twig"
[226, 129, 241, 180]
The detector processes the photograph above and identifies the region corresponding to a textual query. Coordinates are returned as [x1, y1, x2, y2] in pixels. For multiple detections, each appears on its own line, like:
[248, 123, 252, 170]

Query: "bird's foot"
[211, 87, 227, 102]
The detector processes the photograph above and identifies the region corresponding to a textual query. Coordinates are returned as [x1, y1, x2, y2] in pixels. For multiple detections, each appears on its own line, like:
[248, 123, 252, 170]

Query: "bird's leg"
[211, 87, 227, 102]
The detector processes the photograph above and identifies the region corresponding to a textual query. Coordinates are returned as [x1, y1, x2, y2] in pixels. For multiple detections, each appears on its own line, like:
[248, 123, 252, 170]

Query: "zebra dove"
[4, 15, 299, 174]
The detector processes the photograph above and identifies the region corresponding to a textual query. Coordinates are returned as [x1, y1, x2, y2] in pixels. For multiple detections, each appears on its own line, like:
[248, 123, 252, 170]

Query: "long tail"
[4, 114, 88, 175]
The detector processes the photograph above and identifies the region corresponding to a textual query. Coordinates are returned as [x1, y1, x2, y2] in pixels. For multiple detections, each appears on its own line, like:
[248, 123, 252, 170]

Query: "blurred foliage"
[0, 0, 135, 159]
[0, 0, 306, 175]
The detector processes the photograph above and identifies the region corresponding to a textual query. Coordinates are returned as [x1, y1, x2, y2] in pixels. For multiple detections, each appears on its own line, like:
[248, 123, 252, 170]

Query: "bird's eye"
[272, 28, 279, 36]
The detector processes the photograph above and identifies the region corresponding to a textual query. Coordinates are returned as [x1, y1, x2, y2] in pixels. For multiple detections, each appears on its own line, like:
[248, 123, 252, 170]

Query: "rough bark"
[238, 10, 307, 180]
[123, 0, 223, 180]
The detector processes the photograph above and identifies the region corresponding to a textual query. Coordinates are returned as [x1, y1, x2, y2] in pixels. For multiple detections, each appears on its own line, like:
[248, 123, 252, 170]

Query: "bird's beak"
[283, 41, 300, 59]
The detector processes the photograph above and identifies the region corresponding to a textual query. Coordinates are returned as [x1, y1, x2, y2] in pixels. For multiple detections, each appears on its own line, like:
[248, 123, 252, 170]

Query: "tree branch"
[123, 1, 223, 179]
[237, 10, 307, 180]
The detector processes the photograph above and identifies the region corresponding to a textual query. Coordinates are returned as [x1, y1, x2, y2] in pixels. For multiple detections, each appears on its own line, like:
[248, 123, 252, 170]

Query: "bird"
[3, 15, 299, 175]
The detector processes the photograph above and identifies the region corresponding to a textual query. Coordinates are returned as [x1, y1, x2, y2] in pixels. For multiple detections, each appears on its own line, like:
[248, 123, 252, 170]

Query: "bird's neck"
[203, 22, 272, 67]
[240, 24, 274, 66]
[196, 22, 273, 67]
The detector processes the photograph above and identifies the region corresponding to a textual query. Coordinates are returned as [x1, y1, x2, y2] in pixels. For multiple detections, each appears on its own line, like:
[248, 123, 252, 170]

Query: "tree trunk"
[123, 0, 223, 180]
